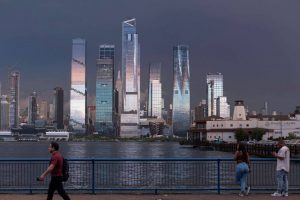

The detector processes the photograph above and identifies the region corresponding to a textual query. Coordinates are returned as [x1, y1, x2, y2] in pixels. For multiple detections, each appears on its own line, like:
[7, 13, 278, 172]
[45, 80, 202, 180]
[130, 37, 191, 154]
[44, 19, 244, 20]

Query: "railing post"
[217, 159, 221, 194]
[92, 159, 95, 194]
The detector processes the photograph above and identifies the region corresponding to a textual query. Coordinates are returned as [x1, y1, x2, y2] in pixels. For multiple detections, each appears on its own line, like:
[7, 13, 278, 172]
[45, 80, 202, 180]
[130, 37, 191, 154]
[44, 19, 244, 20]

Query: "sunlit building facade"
[1, 95, 10, 130]
[216, 96, 230, 119]
[39, 100, 48, 120]
[148, 62, 162, 118]
[9, 71, 20, 128]
[172, 45, 190, 137]
[120, 18, 140, 137]
[207, 73, 223, 116]
[95, 45, 116, 136]
[70, 38, 87, 133]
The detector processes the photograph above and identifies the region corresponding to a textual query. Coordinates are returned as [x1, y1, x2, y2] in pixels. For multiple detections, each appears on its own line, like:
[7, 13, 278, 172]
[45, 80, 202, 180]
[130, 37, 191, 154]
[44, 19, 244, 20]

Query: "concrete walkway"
[0, 194, 299, 200]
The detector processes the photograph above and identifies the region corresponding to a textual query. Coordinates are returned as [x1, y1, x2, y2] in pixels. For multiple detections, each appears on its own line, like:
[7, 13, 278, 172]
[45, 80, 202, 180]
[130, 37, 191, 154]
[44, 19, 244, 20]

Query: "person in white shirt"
[271, 139, 290, 197]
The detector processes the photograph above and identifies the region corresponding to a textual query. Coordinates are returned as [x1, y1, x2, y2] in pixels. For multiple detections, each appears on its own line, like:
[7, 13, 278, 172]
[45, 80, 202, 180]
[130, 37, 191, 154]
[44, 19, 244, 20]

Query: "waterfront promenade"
[0, 194, 300, 200]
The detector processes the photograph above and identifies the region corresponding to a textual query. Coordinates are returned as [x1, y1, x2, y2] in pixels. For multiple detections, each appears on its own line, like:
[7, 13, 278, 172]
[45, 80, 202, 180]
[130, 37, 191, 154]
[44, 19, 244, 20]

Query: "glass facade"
[148, 62, 162, 118]
[1, 95, 10, 130]
[207, 73, 223, 116]
[9, 71, 20, 128]
[172, 45, 190, 137]
[115, 70, 122, 114]
[120, 18, 140, 136]
[70, 38, 86, 133]
[39, 100, 48, 120]
[53, 87, 64, 129]
[28, 91, 37, 125]
[95, 45, 116, 136]
[151, 80, 162, 118]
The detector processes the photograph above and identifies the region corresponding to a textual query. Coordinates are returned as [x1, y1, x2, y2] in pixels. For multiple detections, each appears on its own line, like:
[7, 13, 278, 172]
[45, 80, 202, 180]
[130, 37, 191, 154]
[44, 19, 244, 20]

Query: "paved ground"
[0, 193, 299, 200]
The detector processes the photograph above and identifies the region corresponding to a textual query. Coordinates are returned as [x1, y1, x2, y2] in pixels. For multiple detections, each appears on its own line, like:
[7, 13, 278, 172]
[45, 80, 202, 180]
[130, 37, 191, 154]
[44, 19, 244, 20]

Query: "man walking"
[39, 142, 71, 200]
[271, 139, 290, 197]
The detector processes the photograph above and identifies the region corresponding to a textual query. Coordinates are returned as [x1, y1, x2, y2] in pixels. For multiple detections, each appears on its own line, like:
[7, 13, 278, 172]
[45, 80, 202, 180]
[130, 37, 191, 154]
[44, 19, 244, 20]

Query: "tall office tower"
[262, 101, 268, 115]
[39, 100, 48, 119]
[9, 71, 20, 128]
[0, 95, 9, 130]
[120, 18, 140, 137]
[195, 100, 207, 121]
[147, 62, 162, 118]
[87, 105, 96, 125]
[70, 38, 87, 133]
[206, 73, 223, 117]
[53, 87, 64, 129]
[216, 96, 230, 119]
[172, 45, 190, 137]
[115, 70, 123, 114]
[49, 103, 54, 120]
[28, 91, 37, 125]
[95, 45, 116, 136]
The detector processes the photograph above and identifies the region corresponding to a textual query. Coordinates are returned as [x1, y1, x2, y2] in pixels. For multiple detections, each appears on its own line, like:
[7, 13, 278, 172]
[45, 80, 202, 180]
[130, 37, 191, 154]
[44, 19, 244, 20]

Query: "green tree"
[234, 128, 248, 142]
[250, 128, 266, 141]
[286, 132, 297, 140]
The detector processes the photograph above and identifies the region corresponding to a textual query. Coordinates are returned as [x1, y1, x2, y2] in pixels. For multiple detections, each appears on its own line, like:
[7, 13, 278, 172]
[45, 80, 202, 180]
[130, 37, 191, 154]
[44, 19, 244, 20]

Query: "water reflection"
[0, 141, 234, 158]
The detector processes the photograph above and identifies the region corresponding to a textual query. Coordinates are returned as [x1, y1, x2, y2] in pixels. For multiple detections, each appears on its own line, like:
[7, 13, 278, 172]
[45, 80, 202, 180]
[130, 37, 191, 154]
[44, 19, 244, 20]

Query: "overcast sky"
[0, 0, 300, 114]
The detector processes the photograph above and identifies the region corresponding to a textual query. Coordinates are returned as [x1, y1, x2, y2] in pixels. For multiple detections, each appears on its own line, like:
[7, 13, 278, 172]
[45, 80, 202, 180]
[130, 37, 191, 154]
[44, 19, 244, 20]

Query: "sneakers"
[282, 193, 288, 197]
[245, 186, 251, 195]
[271, 192, 282, 197]
[238, 192, 244, 197]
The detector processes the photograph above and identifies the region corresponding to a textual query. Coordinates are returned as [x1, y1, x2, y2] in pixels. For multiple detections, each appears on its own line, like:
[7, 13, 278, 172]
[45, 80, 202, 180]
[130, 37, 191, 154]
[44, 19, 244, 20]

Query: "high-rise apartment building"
[207, 73, 223, 116]
[172, 45, 190, 137]
[53, 87, 64, 129]
[120, 18, 140, 137]
[28, 91, 37, 125]
[216, 96, 230, 119]
[39, 100, 48, 120]
[195, 100, 207, 121]
[115, 70, 122, 114]
[95, 45, 116, 136]
[9, 71, 20, 128]
[148, 62, 162, 118]
[70, 38, 87, 133]
[0, 95, 10, 130]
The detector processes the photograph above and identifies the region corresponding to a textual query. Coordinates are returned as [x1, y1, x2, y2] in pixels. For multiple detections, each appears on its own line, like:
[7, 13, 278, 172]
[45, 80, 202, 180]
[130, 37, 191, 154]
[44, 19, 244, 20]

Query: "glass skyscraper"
[172, 45, 190, 137]
[9, 71, 20, 128]
[28, 91, 37, 125]
[206, 73, 224, 116]
[120, 18, 140, 137]
[95, 44, 116, 136]
[148, 62, 162, 118]
[1, 95, 10, 130]
[70, 38, 87, 133]
[53, 87, 64, 129]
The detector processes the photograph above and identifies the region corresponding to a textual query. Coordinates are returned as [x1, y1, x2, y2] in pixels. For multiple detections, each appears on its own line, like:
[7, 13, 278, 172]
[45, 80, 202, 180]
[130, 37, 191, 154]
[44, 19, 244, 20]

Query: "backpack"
[62, 158, 69, 182]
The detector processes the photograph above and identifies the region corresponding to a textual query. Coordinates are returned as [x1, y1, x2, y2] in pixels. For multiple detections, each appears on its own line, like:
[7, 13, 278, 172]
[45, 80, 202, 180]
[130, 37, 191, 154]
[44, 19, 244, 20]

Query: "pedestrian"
[234, 143, 250, 196]
[39, 142, 71, 200]
[271, 139, 290, 197]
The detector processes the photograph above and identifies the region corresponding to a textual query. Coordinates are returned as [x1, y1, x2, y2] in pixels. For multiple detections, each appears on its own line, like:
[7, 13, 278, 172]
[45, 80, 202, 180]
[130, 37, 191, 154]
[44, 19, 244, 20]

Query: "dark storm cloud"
[0, 0, 300, 114]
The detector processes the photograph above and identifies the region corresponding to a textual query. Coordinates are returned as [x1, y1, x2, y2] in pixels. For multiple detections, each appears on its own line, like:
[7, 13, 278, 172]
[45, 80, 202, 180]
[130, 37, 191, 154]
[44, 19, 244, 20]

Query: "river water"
[0, 141, 233, 158]
[0, 141, 299, 191]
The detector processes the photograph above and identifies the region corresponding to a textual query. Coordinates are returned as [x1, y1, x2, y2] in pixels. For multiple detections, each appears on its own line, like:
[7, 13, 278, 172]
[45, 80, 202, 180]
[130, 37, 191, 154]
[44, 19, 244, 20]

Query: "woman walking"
[234, 143, 251, 196]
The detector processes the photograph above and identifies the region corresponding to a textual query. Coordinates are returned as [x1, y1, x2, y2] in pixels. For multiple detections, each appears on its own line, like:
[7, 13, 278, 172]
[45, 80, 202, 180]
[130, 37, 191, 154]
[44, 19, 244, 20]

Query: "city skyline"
[1, 1, 300, 114]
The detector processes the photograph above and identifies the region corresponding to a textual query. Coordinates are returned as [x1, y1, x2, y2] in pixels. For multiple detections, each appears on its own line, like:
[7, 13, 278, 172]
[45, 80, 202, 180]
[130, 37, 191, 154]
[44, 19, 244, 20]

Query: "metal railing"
[0, 158, 299, 194]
